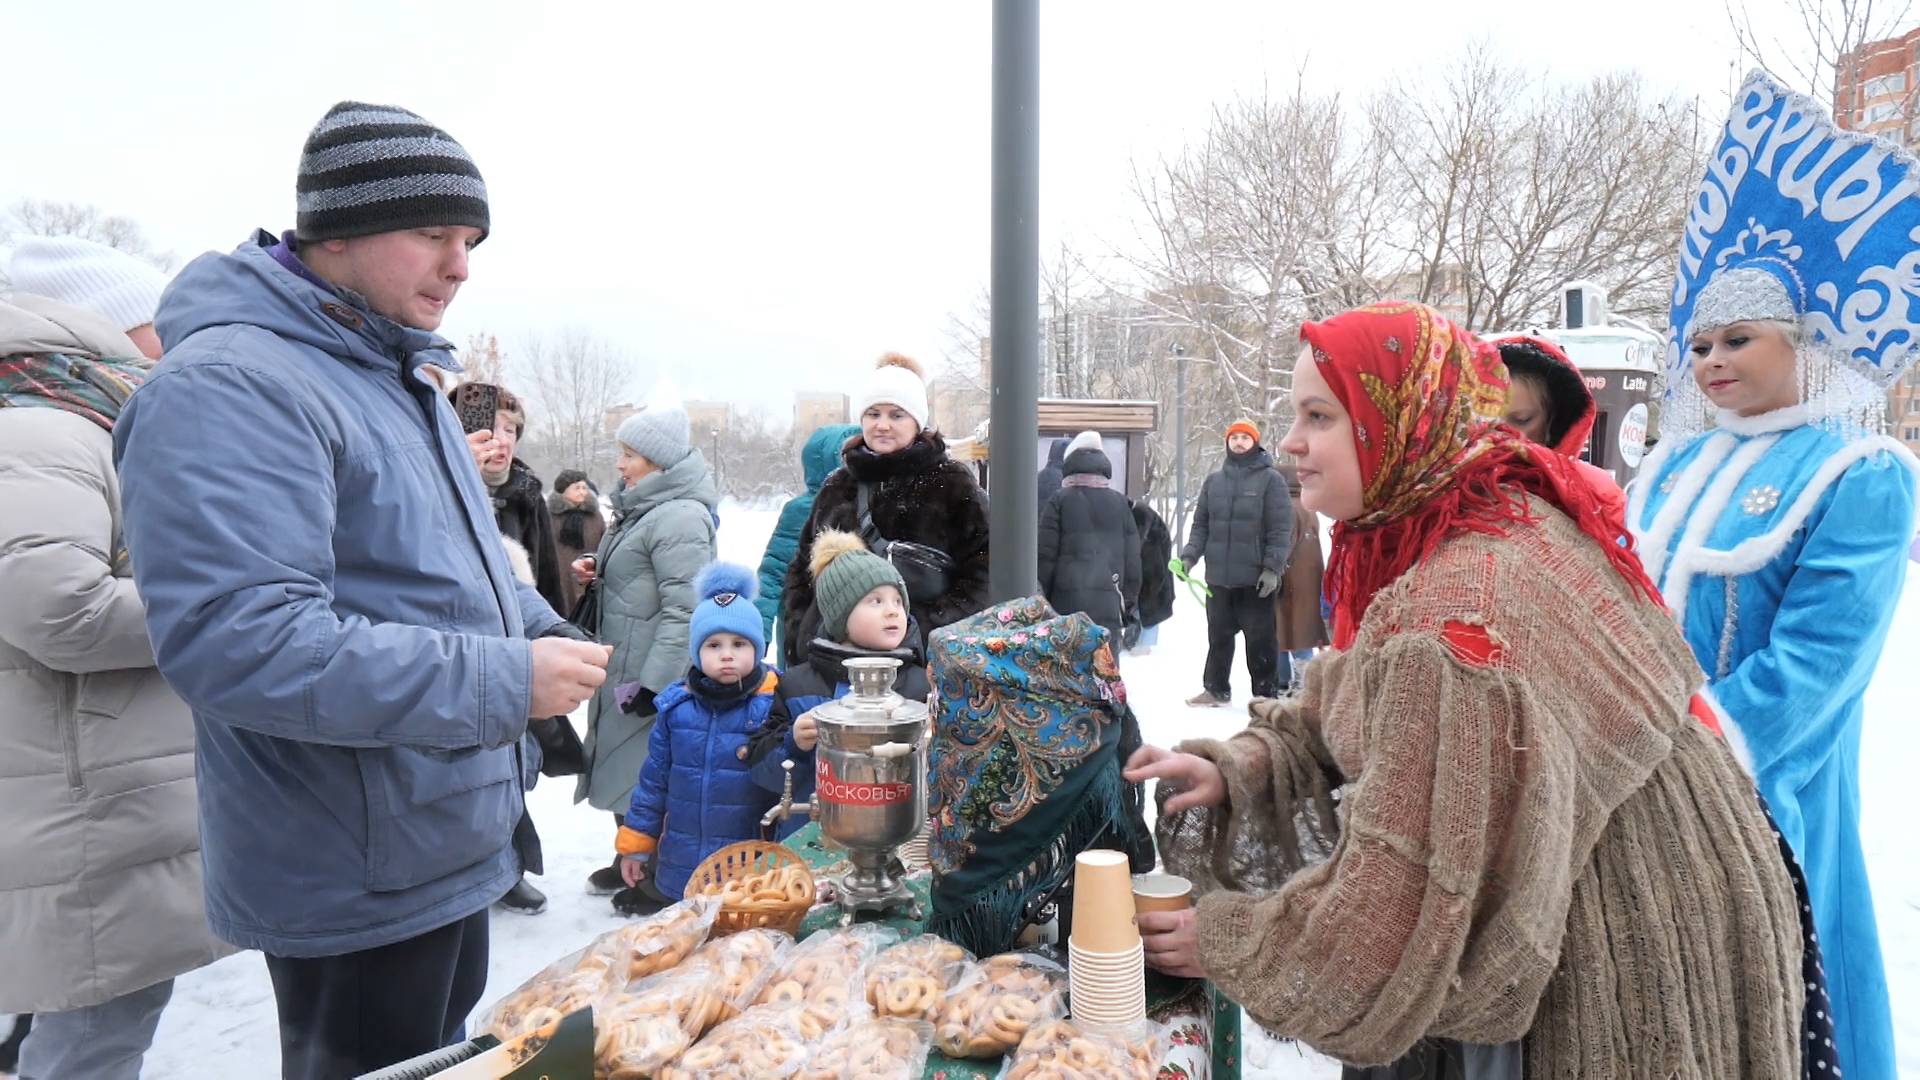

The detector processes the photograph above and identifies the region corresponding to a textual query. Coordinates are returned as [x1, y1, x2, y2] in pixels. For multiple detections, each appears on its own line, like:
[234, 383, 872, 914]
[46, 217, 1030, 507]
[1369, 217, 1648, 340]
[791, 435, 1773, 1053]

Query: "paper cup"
[1132, 872, 1193, 915]
[1070, 850, 1141, 952]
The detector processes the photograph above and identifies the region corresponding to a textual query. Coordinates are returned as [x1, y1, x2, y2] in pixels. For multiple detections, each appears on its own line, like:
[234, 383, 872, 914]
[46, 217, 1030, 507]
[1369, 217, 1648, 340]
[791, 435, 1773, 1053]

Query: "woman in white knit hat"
[8, 236, 169, 360]
[779, 353, 990, 665]
[568, 405, 719, 913]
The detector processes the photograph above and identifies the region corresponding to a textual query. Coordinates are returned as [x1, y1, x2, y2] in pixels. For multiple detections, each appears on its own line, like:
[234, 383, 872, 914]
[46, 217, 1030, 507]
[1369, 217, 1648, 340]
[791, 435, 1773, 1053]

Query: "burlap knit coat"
[1160, 501, 1803, 1076]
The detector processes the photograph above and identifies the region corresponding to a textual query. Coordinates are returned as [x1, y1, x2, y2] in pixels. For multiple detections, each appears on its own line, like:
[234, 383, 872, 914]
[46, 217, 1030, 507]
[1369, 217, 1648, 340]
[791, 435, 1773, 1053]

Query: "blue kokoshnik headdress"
[1667, 70, 1920, 434]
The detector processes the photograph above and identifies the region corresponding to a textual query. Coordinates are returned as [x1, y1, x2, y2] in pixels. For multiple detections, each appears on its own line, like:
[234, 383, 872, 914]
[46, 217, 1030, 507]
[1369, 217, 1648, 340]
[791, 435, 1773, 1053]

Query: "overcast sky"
[5, 1, 1777, 414]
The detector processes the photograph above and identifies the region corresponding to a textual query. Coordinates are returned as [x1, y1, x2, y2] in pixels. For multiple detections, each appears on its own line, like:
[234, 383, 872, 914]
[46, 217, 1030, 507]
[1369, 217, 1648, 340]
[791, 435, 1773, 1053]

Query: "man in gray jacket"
[113, 102, 611, 1080]
[0, 291, 230, 1080]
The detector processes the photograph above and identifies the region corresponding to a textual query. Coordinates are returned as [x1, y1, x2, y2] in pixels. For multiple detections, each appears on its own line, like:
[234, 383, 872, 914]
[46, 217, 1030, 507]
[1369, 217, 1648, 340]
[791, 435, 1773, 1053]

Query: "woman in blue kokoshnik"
[1631, 70, 1920, 1080]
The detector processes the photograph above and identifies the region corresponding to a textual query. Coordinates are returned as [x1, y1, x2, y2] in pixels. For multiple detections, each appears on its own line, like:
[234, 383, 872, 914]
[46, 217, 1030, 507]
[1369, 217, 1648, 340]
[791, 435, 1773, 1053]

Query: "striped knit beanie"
[296, 101, 489, 244]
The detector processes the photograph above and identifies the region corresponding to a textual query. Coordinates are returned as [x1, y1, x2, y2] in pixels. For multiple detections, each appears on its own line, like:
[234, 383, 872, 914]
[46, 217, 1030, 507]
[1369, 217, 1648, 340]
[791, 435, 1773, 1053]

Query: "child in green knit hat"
[746, 529, 932, 835]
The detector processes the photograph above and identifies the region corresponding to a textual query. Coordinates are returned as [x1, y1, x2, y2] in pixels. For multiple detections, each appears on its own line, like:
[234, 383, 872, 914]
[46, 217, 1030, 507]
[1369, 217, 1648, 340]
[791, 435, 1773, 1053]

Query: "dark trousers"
[263, 908, 490, 1080]
[1203, 585, 1281, 698]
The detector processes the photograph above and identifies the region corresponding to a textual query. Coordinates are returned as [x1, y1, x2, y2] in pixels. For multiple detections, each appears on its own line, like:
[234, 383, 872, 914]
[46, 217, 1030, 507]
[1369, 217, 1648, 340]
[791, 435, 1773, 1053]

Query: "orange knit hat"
[1225, 419, 1261, 445]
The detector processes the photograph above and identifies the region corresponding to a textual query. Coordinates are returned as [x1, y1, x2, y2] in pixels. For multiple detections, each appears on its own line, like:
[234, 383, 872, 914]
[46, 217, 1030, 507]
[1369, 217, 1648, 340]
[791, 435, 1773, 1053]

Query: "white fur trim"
[1696, 686, 1755, 779]
[1687, 435, 1920, 578]
[1711, 403, 1811, 436]
[1630, 432, 1740, 585]
[1660, 434, 1781, 623]
[1624, 433, 1680, 538]
[501, 535, 536, 586]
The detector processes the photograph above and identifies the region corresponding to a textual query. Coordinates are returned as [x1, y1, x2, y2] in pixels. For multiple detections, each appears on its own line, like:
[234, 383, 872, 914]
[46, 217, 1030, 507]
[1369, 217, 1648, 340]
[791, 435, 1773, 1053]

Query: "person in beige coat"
[0, 292, 230, 1079]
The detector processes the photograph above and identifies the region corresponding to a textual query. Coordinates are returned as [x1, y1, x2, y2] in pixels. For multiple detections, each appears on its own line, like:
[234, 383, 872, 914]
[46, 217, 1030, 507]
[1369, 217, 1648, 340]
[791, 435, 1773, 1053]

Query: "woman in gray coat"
[0, 295, 229, 1079]
[569, 406, 718, 911]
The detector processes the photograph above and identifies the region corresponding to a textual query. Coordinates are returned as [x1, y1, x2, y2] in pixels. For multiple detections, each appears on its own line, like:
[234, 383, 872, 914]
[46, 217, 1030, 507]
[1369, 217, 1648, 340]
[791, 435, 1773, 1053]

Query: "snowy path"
[133, 504, 1914, 1078]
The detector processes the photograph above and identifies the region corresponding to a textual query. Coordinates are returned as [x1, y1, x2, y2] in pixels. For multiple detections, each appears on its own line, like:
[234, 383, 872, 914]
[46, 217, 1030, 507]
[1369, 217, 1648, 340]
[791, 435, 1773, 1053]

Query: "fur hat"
[554, 468, 590, 494]
[1066, 430, 1103, 456]
[617, 405, 691, 467]
[809, 529, 907, 643]
[853, 352, 929, 431]
[688, 562, 764, 663]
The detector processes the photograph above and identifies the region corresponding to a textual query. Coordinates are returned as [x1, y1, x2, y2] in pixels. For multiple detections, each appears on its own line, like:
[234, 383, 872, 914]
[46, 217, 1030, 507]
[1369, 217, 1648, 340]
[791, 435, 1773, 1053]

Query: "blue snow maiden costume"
[1629, 71, 1920, 1080]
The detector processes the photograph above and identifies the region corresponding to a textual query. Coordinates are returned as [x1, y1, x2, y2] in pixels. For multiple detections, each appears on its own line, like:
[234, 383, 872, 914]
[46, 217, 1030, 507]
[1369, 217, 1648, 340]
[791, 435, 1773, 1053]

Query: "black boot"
[587, 856, 625, 896]
[612, 881, 670, 918]
[497, 876, 548, 915]
[0, 1014, 31, 1072]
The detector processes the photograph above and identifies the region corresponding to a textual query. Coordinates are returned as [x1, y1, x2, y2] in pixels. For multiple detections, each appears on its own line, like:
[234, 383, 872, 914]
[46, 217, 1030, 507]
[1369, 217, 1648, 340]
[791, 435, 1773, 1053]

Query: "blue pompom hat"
[688, 562, 765, 662]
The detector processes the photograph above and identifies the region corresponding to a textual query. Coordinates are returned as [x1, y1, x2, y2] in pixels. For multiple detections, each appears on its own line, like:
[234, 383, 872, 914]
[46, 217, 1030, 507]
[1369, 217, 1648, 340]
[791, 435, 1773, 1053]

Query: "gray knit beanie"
[296, 101, 489, 244]
[809, 529, 908, 642]
[617, 406, 692, 467]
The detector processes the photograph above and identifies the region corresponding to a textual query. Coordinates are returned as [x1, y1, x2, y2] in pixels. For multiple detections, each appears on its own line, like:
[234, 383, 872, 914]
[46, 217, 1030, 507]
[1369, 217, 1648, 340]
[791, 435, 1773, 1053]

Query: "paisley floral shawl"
[925, 596, 1149, 954]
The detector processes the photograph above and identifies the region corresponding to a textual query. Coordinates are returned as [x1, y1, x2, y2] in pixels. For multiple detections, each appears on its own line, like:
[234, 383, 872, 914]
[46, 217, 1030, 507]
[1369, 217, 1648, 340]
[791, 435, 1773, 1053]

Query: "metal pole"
[988, 0, 1039, 603]
[1173, 344, 1188, 545]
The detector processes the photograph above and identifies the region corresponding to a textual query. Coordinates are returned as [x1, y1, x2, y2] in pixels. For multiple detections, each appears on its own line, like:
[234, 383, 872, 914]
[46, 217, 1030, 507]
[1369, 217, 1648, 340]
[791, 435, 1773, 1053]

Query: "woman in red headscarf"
[1126, 303, 1807, 1078]
[1494, 335, 1628, 534]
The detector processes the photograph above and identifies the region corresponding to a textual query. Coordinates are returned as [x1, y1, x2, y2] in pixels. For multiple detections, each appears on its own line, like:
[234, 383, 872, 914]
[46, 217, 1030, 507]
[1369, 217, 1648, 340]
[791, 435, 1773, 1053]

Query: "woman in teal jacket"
[756, 423, 858, 652]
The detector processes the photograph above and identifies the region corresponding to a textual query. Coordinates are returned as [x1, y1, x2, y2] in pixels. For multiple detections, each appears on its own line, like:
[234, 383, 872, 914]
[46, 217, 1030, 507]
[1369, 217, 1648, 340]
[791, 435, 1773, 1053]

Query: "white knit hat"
[616, 405, 692, 467]
[7, 236, 168, 334]
[1066, 429, 1103, 456]
[853, 353, 929, 430]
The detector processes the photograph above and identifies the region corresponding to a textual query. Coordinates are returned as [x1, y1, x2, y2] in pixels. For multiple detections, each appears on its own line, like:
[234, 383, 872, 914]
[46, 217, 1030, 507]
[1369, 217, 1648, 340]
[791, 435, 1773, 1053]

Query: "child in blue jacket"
[615, 562, 779, 915]
[746, 530, 931, 837]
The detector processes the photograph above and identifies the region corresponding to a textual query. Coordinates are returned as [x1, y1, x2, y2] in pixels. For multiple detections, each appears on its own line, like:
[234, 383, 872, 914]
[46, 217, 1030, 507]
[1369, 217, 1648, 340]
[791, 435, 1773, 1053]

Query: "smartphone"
[455, 382, 500, 436]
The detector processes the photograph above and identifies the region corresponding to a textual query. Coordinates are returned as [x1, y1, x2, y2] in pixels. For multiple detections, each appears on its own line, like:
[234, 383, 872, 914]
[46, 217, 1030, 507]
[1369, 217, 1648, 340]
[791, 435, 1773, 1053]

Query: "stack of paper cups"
[1067, 850, 1147, 1026]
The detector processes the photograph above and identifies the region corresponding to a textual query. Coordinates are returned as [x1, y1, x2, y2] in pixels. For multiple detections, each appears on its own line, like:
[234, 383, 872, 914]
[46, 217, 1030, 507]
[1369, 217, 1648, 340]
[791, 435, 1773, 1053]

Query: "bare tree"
[513, 328, 642, 487]
[0, 198, 177, 271]
[1728, 0, 1916, 110]
[462, 333, 510, 385]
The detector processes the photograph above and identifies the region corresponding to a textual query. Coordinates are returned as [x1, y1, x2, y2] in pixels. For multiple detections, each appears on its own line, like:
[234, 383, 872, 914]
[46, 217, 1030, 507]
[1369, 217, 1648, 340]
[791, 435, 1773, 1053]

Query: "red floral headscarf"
[1299, 302, 1657, 648]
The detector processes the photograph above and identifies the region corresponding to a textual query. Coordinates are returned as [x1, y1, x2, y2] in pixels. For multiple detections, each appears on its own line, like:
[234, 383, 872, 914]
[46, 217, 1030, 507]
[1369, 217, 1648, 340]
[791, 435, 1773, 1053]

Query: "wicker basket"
[683, 841, 816, 936]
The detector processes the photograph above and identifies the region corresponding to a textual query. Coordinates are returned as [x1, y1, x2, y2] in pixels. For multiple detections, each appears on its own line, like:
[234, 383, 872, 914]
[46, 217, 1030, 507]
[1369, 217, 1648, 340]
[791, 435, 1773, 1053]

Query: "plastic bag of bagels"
[864, 934, 973, 1022]
[657, 1003, 812, 1080]
[932, 952, 1066, 1058]
[793, 1013, 933, 1080]
[594, 966, 730, 1080]
[996, 1017, 1164, 1080]
[754, 923, 899, 1038]
[474, 940, 620, 1042]
[684, 927, 793, 1023]
[590, 896, 721, 993]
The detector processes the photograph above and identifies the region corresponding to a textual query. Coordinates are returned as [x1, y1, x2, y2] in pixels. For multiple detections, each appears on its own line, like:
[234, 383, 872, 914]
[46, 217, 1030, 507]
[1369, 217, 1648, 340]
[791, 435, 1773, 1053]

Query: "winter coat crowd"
[9, 81, 1918, 1080]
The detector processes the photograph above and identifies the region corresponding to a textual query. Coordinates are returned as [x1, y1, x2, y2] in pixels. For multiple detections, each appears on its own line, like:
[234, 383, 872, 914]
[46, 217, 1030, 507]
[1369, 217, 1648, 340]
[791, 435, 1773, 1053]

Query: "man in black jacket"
[1177, 419, 1292, 704]
[1038, 431, 1140, 644]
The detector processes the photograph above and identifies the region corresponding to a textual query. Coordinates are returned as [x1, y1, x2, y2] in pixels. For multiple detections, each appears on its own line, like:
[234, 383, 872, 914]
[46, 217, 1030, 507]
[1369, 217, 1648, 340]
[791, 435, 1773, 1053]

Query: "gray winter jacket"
[0, 297, 230, 1010]
[1179, 446, 1293, 589]
[577, 452, 718, 810]
[114, 235, 565, 957]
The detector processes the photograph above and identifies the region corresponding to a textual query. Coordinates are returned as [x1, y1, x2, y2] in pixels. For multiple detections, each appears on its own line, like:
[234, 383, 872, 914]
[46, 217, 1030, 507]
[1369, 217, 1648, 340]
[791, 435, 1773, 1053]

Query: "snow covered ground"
[123, 502, 1917, 1078]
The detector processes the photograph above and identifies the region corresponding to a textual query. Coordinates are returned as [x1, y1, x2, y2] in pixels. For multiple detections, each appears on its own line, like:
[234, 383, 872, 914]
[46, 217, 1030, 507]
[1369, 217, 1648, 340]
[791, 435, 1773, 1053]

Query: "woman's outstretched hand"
[1138, 908, 1204, 978]
[1123, 745, 1226, 814]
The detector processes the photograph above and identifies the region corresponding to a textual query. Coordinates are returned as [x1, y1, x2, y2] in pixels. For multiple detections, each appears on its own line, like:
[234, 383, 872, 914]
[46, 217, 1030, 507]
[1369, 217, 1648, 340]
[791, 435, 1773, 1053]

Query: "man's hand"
[620, 855, 647, 888]
[793, 710, 820, 752]
[1256, 569, 1280, 598]
[529, 639, 612, 718]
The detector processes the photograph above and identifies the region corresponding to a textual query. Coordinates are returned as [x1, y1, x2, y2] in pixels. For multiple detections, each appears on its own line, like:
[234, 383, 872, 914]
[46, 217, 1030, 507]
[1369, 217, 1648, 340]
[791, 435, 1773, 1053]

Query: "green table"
[783, 822, 1242, 1079]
